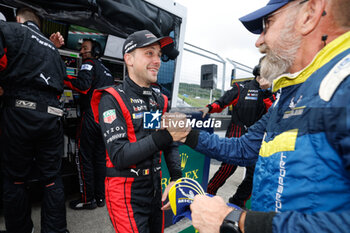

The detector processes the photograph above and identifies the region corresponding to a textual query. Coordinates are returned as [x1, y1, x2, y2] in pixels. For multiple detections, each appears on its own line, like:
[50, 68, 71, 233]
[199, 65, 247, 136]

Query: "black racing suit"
[91, 76, 182, 233]
[206, 79, 275, 207]
[0, 21, 67, 233]
[64, 58, 114, 203]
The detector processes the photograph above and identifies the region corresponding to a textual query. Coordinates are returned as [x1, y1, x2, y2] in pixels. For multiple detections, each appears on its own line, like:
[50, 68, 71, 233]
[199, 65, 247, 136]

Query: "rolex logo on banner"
[180, 153, 188, 170]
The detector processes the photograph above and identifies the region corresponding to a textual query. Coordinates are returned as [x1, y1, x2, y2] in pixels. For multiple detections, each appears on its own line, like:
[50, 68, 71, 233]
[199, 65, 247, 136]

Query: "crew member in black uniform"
[200, 63, 275, 208]
[0, 8, 68, 233]
[64, 38, 114, 209]
[91, 30, 181, 233]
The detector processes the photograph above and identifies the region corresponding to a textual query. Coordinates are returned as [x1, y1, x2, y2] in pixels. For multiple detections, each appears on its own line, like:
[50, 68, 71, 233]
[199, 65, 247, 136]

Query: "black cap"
[123, 30, 179, 60]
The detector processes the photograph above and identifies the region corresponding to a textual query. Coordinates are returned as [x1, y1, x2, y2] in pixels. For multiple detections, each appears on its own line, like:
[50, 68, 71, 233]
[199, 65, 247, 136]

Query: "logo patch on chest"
[283, 106, 305, 119]
[132, 112, 143, 119]
[283, 95, 304, 119]
[245, 90, 258, 100]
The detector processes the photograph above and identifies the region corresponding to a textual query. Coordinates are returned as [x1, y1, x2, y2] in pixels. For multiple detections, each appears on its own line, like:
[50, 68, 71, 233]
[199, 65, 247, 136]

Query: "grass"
[178, 95, 210, 107]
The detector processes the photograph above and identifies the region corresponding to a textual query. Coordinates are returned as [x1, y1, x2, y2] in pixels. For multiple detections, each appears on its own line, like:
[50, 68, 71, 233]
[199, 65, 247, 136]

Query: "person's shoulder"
[80, 59, 96, 71]
[0, 20, 7, 27]
[102, 83, 123, 92]
[110, 83, 126, 97]
[99, 84, 123, 101]
[0, 21, 19, 32]
[246, 79, 258, 87]
[83, 58, 95, 65]
[0, 21, 17, 26]
[319, 52, 350, 102]
[99, 59, 110, 70]
[235, 80, 250, 88]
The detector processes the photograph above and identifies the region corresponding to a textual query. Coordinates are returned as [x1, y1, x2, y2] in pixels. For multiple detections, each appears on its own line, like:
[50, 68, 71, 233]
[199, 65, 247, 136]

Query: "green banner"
[179, 226, 198, 233]
[161, 145, 209, 233]
[161, 145, 206, 191]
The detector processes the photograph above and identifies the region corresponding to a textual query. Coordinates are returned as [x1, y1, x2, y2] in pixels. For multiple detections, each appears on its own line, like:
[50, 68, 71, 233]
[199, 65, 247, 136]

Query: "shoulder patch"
[319, 54, 350, 101]
[80, 64, 93, 71]
[103, 109, 116, 124]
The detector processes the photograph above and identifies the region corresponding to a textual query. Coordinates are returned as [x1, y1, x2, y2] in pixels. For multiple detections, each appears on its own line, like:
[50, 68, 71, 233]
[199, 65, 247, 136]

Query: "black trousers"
[0, 107, 67, 233]
[228, 164, 255, 207]
[207, 163, 255, 208]
[76, 112, 106, 202]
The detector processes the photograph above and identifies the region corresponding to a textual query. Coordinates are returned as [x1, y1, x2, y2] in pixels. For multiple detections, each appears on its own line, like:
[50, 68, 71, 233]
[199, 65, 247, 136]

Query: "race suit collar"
[23, 21, 40, 31]
[125, 75, 153, 96]
[272, 31, 350, 92]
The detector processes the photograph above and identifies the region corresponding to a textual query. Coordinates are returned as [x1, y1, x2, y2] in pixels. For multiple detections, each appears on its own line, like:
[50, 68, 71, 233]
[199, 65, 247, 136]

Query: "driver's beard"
[259, 10, 302, 84]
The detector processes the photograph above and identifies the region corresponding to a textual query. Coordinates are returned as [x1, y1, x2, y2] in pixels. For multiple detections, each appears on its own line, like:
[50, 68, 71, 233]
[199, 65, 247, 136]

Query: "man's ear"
[124, 53, 134, 67]
[297, 0, 326, 35]
[16, 16, 23, 23]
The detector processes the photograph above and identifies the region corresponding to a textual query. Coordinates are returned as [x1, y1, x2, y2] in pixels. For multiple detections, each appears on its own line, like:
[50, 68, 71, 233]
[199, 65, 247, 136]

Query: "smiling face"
[80, 40, 93, 60]
[124, 43, 161, 88]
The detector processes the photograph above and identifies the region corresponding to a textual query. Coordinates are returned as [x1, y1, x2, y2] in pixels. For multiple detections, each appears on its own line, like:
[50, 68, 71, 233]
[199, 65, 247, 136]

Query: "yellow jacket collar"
[272, 31, 350, 93]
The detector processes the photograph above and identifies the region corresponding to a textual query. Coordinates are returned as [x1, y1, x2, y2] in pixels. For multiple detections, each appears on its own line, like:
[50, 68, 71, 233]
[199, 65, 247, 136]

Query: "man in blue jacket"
[163, 0, 350, 232]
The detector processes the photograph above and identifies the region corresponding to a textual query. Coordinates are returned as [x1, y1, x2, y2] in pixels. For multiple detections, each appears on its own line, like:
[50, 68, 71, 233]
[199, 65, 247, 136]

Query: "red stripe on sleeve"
[210, 102, 223, 113]
[162, 94, 168, 113]
[64, 79, 90, 94]
[0, 48, 8, 71]
[263, 94, 276, 112]
[160, 37, 174, 48]
[210, 83, 240, 113]
[91, 89, 104, 123]
[105, 87, 137, 143]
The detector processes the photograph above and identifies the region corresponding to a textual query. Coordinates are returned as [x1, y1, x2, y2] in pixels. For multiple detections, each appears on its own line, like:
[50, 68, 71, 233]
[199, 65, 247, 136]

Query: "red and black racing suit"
[206, 78, 275, 207]
[91, 76, 182, 233]
[0, 21, 67, 233]
[64, 58, 114, 204]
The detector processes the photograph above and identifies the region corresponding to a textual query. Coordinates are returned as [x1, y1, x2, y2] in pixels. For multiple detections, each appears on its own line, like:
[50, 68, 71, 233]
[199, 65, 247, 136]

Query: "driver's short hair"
[16, 8, 41, 28]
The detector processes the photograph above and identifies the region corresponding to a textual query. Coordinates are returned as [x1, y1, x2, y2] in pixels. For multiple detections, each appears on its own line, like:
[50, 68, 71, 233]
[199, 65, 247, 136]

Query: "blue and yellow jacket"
[186, 31, 350, 233]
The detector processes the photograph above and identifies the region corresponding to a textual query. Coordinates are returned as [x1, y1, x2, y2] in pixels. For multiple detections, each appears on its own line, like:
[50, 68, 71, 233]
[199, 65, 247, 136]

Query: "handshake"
[161, 112, 191, 142]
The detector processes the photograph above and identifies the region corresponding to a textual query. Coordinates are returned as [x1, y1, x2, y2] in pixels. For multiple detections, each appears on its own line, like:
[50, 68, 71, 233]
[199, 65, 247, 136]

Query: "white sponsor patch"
[47, 106, 63, 116]
[106, 133, 126, 143]
[80, 64, 93, 71]
[15, 100, 36, 109]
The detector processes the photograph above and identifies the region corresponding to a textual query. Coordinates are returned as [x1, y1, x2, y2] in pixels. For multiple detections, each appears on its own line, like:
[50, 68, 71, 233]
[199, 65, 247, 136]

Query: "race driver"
[91, 30, 182, 233]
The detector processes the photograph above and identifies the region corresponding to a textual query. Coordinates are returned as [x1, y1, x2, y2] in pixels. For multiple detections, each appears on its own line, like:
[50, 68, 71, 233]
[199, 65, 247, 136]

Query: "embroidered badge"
[103, 109, 116, 124]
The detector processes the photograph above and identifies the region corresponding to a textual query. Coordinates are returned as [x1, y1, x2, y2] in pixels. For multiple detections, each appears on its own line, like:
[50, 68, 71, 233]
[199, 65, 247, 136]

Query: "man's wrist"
[239, 211, 246, 233]
[184, 130, 199, 148]
[152, 130, 173, 150]
[220, 209, 243, 233]
[244, 211, 276, 233]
